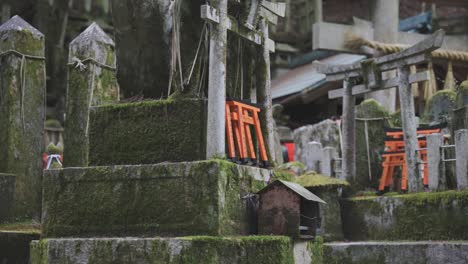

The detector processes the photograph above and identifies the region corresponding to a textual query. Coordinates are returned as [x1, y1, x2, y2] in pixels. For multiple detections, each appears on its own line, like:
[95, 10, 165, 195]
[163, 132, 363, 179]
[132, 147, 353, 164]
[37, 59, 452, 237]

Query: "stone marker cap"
[0, 15, 44, 56]
[69, 22, 115, 67]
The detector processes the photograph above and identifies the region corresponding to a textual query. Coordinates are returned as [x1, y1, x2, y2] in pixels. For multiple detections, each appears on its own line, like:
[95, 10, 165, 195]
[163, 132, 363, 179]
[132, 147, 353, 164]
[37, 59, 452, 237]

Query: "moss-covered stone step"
[0, 231, 40, 264]
[87, 98, 207, 166]
[42, 160, 270, 238]
[341, 191, 468, 241]
[31, 236, 294, 264]
[318, 241, 468, 264]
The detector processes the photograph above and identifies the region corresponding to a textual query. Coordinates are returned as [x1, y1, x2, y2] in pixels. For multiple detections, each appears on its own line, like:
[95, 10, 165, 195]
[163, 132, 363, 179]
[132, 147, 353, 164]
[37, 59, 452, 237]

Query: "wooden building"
[258, 180, 326, 239]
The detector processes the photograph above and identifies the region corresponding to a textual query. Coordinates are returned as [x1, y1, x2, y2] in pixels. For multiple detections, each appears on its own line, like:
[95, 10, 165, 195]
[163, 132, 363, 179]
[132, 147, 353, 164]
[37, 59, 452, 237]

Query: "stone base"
[321, 241, 468, 264]
[341, 191, 468, 241]
[0, 231, 40, 263]
[0, 174, 15, 222]
[87, 98, 207, 166]
[31, 236, 294, 264]
[43, 160, 270, 237]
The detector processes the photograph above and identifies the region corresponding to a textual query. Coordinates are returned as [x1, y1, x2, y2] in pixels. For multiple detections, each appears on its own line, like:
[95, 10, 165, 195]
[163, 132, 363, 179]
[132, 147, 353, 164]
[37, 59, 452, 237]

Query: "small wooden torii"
[315, 30, 445, 192]
[201, 0, 285, 162]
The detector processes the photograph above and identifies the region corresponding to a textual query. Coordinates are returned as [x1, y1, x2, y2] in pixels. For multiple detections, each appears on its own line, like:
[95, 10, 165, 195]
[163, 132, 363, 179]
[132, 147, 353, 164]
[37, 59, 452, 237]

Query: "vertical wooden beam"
[455, 129, 468, 190]
[257, 18, 276, 163]
[398, 66, 422, 192]
[206, 0, 228, 158]
[341, 79, 356, 181]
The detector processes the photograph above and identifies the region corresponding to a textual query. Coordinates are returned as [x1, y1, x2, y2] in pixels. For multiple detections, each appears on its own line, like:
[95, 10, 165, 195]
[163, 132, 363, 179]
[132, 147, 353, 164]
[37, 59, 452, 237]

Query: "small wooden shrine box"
[258, 180, 326, 239]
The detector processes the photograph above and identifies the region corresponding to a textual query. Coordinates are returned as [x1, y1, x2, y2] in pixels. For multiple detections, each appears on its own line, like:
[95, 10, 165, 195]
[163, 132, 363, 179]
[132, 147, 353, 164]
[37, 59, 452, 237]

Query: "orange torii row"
[378, 126, 444, 193]
[225, 99, 269, 167]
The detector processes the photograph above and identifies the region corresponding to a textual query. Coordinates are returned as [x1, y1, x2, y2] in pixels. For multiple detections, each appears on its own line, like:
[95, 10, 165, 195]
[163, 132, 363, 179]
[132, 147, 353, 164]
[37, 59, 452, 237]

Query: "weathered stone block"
[42, 160, 269, 238]
[355, 99, 390, 191]
[88, 98, 207, 166]
[423, 90, 457, 124]
[0, 231, 40, 264]
[320, 241, 468, 264]
[341, 191, 468, 241]
[452, 106, 468, 132]
[0, 16, 46, 219]
[0, 174, 15, 222]
[31, 236, 294, 264]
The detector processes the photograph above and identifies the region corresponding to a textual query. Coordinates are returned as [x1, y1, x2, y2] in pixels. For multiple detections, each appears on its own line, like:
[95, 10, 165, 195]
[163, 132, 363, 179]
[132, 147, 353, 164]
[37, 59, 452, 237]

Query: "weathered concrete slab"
[31, 236, 294, 264]
[42, 160, 270, 238]
[341, 191, 468, 241]
[0, 231, 40, 264]
[0, 174, 15, 222]
[88, 98, 207, 166]
[321, 241, 468, 264]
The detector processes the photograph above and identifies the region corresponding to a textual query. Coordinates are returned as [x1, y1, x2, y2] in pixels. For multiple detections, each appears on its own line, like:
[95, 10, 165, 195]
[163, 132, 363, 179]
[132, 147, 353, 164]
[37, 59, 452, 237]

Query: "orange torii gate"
[315, 30, 445, 192]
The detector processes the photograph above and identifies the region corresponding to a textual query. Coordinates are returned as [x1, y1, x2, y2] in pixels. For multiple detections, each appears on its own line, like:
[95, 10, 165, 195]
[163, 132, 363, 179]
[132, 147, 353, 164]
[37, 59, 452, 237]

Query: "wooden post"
[427, 133, 445, 191]
[0, 16, 46, 219]
[64, 23, 118, 167]
[455, 129, 468, 190]
[257, 18, 276, 163]
[341, 79, 356, 181]
[206, 0, 228, 159]
[398, 66, 422, 192]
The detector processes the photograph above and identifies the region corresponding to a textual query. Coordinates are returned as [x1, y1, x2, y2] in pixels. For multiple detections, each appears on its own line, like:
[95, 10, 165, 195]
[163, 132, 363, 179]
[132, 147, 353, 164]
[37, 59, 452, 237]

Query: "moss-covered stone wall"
[318, 241, 468, 264]
[87, 98, 207, 166]
[0, 174, 15, 222]
[341, 191, 468, 241]
[31, 236, 294, 264]
[0, 231, 39, 264]
[42, 160, 269, 238]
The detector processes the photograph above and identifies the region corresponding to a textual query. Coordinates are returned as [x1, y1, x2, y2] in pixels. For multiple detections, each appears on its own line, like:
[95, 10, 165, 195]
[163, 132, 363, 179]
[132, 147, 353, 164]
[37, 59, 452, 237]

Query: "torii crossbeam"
[315, 30, 445, 192]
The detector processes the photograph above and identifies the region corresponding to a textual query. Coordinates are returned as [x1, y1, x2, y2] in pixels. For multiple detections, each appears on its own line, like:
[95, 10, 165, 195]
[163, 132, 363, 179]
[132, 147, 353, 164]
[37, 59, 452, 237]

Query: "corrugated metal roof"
[279, 180, 326, 203]
[272, 54, 366, 99]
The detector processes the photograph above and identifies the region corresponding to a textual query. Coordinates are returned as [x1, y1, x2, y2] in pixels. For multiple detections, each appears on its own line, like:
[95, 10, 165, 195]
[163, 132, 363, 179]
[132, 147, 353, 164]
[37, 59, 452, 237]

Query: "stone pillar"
[322, 147, 338, 177]
[314, 0, 323, 23]
[427, 133, 445, 191]
[398, 66, 422, 192]
[455, 129, 468, 190]
[206, 0, 228, 159]
[257, 18, 276, 163]
[64, 23, 118, 167]
[342, 79, 356, 181]
[0, 174, 15, 222]
[0, 16, 46, 219]
[369, 0, 399, 112]
[303, 142, 323, 172]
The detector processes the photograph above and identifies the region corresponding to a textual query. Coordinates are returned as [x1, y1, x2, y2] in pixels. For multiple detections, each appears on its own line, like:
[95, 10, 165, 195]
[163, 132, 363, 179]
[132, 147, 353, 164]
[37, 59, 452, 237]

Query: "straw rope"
[345, 34, 468, 62]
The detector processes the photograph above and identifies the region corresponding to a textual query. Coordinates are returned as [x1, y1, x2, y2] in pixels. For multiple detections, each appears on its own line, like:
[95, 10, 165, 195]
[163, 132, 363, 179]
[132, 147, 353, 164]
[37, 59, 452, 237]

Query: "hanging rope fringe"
[443, 61, 455, 90]
[424, 62, 437, 101]
[0, 50, 46, 132]
[186, 22, 207, 86]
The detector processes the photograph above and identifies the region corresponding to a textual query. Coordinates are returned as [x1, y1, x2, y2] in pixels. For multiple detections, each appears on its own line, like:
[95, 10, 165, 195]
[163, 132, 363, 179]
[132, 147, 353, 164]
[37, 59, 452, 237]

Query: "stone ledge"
[42, 160, 270, 238]
[31, 236, 294, 264]
[321, 241, 468, 264]
[341, 191, 468, 241]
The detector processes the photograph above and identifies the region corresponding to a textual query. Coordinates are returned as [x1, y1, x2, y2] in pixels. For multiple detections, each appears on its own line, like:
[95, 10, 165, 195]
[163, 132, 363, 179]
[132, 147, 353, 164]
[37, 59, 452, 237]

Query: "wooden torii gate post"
[201, 0, 285, 162]
[316, 30, 445, 192]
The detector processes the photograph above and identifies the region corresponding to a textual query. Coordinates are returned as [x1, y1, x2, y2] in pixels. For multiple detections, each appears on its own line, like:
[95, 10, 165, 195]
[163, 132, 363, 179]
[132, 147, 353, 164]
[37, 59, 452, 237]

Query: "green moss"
[46, 143, 62, 155]
[422, 90, 457, 123]
[271, 169, 294, 181]
[44, 119, 62, 129]
[86, 98, 207, 166]
[456, 81, 468, 108]
[342, 190, 468, 240]
[31, 236, 294, 264]
[294, 172, 349, 189]
[308, 236, 324, 264]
